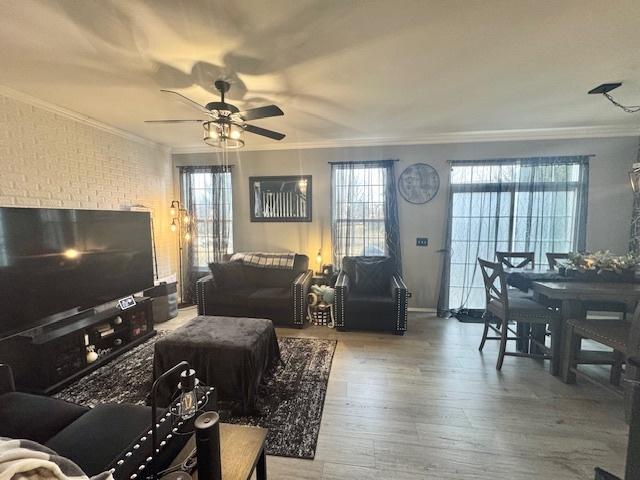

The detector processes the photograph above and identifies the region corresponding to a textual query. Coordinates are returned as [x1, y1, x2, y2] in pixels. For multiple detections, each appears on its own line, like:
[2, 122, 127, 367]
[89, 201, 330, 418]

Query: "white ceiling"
[1, 0, 639, 151]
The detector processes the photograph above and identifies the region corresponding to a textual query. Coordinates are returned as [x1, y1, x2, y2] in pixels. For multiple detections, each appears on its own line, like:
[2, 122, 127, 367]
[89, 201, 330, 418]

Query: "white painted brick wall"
[0, 93, 176, 279]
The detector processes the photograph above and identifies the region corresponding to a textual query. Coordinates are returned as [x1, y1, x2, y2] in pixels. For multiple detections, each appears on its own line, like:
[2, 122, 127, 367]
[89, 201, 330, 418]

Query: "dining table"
[505, 267, 568, 292]
[505, 267, 640, 381]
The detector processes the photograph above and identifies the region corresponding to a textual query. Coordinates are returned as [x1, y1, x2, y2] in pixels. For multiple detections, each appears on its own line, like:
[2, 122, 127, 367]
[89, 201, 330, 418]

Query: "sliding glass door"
[449, 188, 512, 310]
[446, 157, 588, 311]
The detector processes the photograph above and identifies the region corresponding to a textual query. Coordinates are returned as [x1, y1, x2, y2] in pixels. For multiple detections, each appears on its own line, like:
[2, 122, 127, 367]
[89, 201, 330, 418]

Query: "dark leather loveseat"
[196, 254, 313, 328]
[334, 256, 409, 335]
[0, 364, 195, 479]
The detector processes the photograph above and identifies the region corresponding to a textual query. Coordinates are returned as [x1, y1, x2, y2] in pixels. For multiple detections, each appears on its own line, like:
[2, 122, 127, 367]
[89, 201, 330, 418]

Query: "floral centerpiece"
[562, 250, 639, 282]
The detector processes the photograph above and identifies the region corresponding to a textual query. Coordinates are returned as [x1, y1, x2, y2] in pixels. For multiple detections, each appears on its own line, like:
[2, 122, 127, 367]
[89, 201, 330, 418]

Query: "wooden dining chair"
[496, 251, 535, 270]
[478, 258, 562, 372]
[495, 251, 537, 352]
[546, 252, 569, 270]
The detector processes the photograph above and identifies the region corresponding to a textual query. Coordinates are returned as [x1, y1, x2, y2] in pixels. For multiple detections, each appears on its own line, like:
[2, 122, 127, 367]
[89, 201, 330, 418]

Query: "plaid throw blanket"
[0, 438, 113, 480]
[230, 252, 296, 270]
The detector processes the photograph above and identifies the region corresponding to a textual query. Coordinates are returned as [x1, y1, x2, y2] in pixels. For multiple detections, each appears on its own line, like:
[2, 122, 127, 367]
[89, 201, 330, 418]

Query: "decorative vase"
[86, 347, 98, 363]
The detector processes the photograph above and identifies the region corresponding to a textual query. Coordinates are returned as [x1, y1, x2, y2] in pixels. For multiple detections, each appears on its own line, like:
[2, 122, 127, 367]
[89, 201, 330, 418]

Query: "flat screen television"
[0, 207, 154, 340]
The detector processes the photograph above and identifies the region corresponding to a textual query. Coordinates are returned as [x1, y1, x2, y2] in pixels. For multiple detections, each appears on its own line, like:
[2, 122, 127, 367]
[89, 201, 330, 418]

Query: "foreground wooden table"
[170, 423, 267, 480]
[530, 281, 640, 381]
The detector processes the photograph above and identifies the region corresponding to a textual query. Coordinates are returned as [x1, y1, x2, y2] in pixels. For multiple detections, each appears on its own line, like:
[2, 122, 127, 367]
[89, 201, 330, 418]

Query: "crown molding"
[172, 124, 640, 155]
[0, 85, 170, 152]
[1, 84, 636, 155]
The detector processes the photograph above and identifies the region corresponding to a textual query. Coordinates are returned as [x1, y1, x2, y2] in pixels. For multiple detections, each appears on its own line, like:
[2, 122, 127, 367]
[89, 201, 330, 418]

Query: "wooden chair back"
[478, 258, 509, 321]
[546, 252, 569, 270]
[626, 304, 640, 418]
[496, 251, 535, 270]
[625, 356, 640, 479]
[628, 303, 640, 358]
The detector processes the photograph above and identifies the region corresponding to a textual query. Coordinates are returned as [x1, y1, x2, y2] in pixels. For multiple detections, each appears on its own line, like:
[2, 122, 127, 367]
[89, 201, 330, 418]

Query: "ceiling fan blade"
[244, 124, 286, 140]
[144, 119, 205, 123]
[237, 105, 284, 121]
[160, 89, 211, 114]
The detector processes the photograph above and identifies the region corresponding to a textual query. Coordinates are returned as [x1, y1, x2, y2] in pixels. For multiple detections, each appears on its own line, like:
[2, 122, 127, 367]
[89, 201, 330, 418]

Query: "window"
[447, 158, 588, 310]
[331, 164, 388, 264]
[180, 167, 233, 268]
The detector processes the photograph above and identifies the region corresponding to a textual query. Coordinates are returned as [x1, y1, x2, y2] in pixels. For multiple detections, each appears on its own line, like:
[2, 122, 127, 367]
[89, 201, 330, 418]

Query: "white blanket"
[0, 438, 113, 480]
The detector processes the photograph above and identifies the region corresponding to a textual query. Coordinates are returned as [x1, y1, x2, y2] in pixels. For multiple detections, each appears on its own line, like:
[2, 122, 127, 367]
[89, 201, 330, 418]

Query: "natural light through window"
[184, 171, 233, 268]
[332, 165, 387, 260]
[447, 160, 586, 310]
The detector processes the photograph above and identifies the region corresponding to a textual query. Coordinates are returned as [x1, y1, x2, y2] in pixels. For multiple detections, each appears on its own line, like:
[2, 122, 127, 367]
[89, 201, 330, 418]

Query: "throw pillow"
[354, 259, 390, 294]
[208, 261, 246, 289]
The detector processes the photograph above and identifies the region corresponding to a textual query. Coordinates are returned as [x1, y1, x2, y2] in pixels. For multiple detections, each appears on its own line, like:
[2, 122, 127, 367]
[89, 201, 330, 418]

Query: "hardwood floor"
[162, 309, 628, 479]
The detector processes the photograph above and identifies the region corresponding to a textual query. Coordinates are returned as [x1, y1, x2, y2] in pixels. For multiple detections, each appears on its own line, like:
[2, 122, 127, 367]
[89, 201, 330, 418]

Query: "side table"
[168, 423, 267, 480]
[308, 276, 335, 327]
[311, 274, 329, 286]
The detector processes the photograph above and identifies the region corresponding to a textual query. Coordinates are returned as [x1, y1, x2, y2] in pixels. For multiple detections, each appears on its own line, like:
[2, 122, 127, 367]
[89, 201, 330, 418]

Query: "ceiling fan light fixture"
[150, 80, 284, 146]
[203, 122, 219, 138]
[229, 124, 243, 140]
[203, 121, 244, 149]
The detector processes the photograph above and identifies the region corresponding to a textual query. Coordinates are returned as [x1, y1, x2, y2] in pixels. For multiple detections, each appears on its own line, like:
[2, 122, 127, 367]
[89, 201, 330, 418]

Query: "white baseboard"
[409, 307, 437, 314]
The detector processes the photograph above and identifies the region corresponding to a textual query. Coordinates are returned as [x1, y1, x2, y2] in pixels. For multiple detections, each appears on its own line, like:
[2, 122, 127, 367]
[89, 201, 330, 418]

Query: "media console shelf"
[0, 297, 154, 395]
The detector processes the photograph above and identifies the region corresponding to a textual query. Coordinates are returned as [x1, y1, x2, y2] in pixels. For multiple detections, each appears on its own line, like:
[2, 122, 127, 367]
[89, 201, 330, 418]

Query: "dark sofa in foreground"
[196, 254, 313, 328]
[0, 364, 201, 479]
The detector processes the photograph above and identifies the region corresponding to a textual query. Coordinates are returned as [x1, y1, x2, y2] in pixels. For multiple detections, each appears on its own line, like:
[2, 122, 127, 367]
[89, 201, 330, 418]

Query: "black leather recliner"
[334, 256, 409, 335]
[196, 254, 313, 328]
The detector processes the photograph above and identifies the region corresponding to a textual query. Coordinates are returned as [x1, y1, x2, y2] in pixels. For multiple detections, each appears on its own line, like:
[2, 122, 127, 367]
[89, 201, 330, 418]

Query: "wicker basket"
[309, 304, 331, 326]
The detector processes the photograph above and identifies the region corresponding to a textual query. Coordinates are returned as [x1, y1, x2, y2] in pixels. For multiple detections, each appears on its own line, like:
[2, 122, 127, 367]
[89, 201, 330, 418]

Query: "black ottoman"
[154, 316, 280, 413]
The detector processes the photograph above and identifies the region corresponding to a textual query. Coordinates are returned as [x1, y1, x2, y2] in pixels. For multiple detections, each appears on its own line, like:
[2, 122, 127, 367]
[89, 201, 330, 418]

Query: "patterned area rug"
[54, 332, 336, 459]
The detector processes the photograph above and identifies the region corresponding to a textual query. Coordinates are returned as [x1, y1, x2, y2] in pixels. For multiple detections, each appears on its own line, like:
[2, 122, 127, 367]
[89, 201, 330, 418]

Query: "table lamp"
[316, 249, 322, 275]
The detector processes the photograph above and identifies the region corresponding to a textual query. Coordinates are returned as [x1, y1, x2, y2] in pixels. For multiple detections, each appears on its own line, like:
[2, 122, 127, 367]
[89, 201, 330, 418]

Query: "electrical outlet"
[416, 237, 429, 247]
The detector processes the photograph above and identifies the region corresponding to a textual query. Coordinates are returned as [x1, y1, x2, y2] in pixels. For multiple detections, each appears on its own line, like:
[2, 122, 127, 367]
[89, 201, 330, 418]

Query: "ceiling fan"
[145, 79, 285, 149]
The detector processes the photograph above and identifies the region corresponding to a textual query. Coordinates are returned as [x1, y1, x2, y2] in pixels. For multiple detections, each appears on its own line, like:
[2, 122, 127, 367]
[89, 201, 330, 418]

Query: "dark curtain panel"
[436, 173, 454, 317]
[384, 161, 402, 274]
[331, 160, 402, 272]
[180, 165, 233, 304]
[574, 158, 589, 252]
[630, 138, 640, 255]
[436, 156, 590, 315]
[631, 186, 640, 255]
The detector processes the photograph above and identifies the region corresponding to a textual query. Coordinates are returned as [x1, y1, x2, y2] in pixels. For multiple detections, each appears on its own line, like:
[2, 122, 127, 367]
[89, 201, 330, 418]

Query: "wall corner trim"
[0, 84, 168, 151]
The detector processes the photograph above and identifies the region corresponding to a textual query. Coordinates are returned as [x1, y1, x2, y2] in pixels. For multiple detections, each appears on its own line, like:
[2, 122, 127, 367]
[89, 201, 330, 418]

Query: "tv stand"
[0, 297, 154, 395]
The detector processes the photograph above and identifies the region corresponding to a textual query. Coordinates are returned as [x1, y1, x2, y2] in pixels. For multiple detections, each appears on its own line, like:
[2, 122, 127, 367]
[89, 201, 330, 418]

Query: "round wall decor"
[398, 163, 440, 204]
